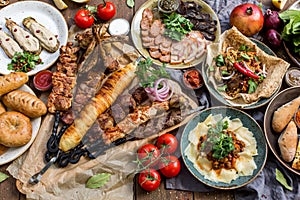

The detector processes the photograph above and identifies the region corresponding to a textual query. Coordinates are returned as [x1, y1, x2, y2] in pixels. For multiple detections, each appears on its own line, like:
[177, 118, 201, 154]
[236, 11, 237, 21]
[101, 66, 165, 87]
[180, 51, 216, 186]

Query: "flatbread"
[206, 27, 290, 107]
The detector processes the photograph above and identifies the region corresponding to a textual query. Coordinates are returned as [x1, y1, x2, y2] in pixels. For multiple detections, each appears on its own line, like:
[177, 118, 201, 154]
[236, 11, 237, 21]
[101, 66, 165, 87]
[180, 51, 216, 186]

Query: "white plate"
[0, 84, 41, 165]
[0, 1, 68, 76]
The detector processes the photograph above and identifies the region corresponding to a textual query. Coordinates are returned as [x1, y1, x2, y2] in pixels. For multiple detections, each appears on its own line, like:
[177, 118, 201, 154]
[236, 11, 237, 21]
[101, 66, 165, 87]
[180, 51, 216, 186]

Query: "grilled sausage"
[23, 17, 60, 53]
[2, 90, 47, 118]
[59, 61, 137, 152]
[0, 72, 28, 96]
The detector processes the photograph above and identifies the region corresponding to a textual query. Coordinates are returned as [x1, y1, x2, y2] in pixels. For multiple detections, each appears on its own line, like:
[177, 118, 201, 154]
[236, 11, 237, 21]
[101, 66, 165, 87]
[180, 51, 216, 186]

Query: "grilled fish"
[0, 30, 23, 58]
[23, 17, 60, 53]
[5, 18, 41, 54]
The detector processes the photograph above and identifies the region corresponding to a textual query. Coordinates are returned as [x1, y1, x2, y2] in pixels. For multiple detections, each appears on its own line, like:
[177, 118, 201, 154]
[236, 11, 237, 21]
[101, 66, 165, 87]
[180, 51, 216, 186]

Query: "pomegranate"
[230, 3, 264, 36]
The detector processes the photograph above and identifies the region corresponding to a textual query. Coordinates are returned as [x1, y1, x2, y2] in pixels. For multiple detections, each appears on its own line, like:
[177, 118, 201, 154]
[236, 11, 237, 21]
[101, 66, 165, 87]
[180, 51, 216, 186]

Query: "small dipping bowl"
[183, 68, 204, 90]
[158, 0, 180, 13]
[108, 18, 130, 36]
[285, 67, 300, 87]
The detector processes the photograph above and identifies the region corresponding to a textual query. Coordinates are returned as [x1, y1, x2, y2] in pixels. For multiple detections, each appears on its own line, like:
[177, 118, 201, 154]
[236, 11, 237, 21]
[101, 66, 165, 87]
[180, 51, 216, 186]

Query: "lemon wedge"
[53, 0, 68, 10]
[70, 0, 90, 3]
[272, 0, 287, 10]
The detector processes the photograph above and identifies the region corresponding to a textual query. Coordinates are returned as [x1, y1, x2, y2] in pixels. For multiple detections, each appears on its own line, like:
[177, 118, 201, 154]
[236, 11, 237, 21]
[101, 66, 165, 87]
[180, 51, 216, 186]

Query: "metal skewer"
[28, 150, 61, 185]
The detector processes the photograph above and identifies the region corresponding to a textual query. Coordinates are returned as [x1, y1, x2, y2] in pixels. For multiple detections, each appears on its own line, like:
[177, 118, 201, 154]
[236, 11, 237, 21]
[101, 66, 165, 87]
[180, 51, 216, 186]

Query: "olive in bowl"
[183, 69, 204, 90]
[158, 0, 180, 13]
[285, 67, 300, 87]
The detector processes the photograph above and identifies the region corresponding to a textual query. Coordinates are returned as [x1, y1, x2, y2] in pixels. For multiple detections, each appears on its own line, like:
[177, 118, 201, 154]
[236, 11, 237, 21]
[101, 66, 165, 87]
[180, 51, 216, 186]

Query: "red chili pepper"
[233, 62, 259, 79]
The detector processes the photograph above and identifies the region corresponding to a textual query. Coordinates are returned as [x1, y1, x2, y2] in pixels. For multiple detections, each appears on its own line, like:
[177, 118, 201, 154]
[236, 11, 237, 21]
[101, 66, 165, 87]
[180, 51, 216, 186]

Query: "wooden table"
[0, 0, 297, 199]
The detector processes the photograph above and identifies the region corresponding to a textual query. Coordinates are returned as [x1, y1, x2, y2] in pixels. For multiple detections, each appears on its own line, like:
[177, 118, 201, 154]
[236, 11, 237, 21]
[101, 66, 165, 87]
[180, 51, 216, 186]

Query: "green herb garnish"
[201, 120, 234, 160]
[135, 57, 170, 88]
[8, 52, 43, 73]
[162, 13, 193, 41]
[248, 79, 258, 94]
[276, 168, 293, 191]
[86, 173, 111, 189]
[0, 172, 9, 183]
[214, 54, 225, 67]
[279, 10, 300, 55]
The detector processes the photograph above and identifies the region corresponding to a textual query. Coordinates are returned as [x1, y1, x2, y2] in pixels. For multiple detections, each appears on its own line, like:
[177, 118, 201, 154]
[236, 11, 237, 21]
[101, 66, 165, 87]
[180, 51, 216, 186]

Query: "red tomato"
[137, 144, 160, 167]
[138, 169, 161, 192]
[74, 9, 94, 29]
[156, 133, 178, 154]
[159, 155, 181, 178]
[97, 1, 116, 21]
[33, 70, 52, 91]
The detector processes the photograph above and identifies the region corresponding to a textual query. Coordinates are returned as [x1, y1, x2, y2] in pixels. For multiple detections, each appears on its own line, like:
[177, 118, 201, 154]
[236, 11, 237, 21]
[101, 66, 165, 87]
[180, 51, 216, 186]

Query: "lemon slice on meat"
[272, 0, 287, 10]
[53, 0, 68, 10]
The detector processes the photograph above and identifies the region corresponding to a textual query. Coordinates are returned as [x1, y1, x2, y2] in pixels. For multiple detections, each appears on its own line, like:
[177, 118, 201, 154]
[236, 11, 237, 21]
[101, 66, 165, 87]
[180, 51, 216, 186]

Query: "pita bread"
[206, 27, 290, 107]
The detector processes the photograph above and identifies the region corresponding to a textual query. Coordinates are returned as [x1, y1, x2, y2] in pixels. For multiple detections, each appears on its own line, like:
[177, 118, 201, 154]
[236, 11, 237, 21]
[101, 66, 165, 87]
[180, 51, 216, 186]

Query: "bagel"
[0, 111, 32, 147]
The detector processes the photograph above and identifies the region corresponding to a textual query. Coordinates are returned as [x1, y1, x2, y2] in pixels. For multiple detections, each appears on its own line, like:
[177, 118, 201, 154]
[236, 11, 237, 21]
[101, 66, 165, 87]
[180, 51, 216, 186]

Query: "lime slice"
[272, 0, 287, 10]
[53, 0, 68, 10]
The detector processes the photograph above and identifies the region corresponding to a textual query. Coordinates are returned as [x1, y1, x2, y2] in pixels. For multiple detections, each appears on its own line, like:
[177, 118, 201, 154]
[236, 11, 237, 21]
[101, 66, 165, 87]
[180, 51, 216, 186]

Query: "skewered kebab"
[47, 42, 80, 113]
[59, 60, 138, 152]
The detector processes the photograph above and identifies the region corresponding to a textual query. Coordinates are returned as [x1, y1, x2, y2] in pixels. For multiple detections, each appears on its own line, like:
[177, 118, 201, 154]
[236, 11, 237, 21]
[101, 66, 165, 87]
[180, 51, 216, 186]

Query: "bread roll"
[292, 139, 300, 170]
[0, 102, 6, 114]
[278, 120, 298, 162]
[272, 96, 300, 133]
[0, 111, 32, 147]
[2, 90, 47, 118]
[0, 72, 28, 96]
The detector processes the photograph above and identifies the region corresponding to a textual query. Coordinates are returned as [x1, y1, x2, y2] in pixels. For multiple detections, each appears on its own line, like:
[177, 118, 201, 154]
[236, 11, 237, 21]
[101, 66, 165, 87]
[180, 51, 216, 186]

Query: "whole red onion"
[264, 9, 282, 30]
[266, 29, 282, 47]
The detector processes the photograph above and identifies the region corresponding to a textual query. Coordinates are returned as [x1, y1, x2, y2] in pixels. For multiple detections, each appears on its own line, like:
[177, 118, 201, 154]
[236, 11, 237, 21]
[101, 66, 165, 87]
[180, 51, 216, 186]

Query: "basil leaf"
[86, 173, 111, 189]
[0, 172, 9, 183]
[276, 168, 293, 191]
[126, 0, 134, 8]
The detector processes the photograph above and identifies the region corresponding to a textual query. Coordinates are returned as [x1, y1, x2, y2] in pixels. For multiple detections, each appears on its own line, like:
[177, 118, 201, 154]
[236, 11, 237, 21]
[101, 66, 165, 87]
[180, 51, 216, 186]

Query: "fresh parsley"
[248, 79, 258, 94]
[201, 119, 234, 160]
[135, 57, 170, 88]
[8, 52, 43, 73]
[162, 13, 193, 41]
[214, 54, 225, 67]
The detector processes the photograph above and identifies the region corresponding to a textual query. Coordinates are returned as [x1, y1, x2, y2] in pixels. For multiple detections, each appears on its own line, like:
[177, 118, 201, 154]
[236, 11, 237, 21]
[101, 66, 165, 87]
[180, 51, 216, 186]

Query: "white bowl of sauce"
[285, 67, 300, 87]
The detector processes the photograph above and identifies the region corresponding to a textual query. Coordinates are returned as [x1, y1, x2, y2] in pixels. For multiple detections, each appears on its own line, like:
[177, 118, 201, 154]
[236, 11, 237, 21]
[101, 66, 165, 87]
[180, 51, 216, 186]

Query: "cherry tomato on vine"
[97, 1, 116, 21]
[156, 133, 178, 154]
[137, 144, 160, 167]
[138, 169, 161, 192]
[158, 155, 181, 178]
[74, 9, 94, 29]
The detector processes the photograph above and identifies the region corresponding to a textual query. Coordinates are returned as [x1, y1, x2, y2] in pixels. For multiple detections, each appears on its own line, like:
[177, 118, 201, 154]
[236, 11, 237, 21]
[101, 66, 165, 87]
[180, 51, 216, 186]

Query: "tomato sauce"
[183, 69, 203, 89]
[33, 70, 53, 91]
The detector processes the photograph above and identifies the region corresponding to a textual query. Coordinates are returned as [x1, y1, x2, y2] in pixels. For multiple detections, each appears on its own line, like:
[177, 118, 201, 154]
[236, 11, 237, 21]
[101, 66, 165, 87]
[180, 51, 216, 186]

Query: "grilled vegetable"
[233, 62, 259, 79]
[23, 17, 60, 53]
[0, 30, 23, 58]
[6, 18, 41, 54]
